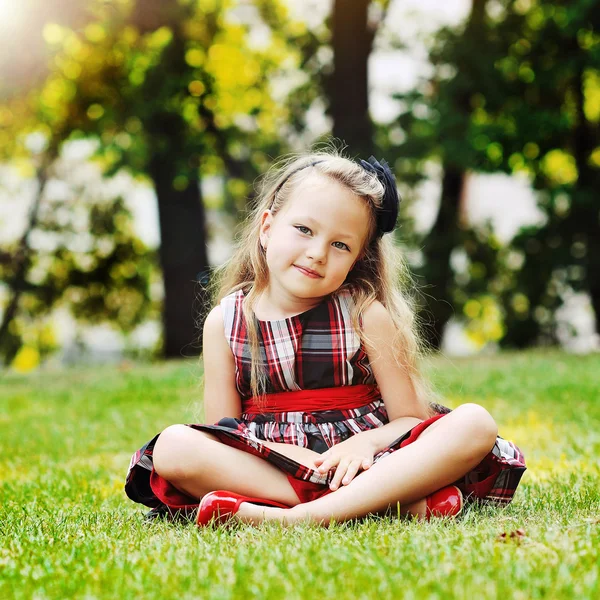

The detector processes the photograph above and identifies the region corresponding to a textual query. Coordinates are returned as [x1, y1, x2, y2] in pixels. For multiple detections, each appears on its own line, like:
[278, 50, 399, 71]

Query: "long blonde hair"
[205, 146, 440, 417]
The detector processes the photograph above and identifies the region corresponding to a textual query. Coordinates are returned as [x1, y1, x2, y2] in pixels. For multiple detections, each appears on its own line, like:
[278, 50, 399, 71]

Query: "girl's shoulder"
[334, 288, 392, 331]
[218, 288, 245, 326]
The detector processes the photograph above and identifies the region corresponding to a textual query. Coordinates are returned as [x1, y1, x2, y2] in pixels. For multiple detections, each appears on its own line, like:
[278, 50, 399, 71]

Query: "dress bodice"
[219, 288, 376, 400]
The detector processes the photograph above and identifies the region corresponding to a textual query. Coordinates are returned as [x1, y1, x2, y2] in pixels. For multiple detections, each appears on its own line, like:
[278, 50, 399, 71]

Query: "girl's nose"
[306, 240, 327, 262]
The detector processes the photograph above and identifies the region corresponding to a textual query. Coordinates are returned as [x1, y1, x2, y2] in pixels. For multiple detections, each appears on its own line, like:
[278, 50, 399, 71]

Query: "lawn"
[1, 350, 599, 599]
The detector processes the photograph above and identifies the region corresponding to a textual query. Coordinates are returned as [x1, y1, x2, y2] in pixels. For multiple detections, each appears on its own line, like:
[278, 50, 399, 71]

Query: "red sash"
[242, 384, 381, 415]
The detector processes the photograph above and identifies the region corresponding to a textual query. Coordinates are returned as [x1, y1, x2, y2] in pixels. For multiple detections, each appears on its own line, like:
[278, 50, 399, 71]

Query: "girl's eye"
[333, 241, 350, 251]
[295, 225, 349, 252]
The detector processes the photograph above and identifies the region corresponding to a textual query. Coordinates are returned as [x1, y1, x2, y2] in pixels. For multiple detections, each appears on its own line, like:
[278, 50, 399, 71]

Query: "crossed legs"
[152, 403, 498, 525]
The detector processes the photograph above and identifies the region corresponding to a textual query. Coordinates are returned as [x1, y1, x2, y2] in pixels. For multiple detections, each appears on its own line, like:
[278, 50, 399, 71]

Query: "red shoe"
[425, 485, 463, 520]
[196, 490, 290, 526]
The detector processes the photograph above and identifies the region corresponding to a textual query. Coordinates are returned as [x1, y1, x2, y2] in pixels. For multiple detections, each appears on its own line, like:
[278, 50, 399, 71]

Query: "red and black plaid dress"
[125, 288, 526, 522]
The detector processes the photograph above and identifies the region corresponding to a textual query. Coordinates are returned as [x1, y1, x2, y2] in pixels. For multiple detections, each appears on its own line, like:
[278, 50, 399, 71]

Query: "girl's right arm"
[202, 305, 322, 470]
[202, 305, 243, 423]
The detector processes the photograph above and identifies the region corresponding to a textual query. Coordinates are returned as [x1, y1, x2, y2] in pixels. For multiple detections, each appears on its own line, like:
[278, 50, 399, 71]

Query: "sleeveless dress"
[125, 288, 526, 523]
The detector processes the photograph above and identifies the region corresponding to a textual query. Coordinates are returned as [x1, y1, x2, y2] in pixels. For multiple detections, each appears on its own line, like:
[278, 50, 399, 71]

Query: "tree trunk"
[132, 0, 211, 358]
[416, 0, 487, 350]
[331, 0, 373, 155]
[420, 168, 465, 349]
[590, 282, 600, 338]
[150, 158, 209, 358]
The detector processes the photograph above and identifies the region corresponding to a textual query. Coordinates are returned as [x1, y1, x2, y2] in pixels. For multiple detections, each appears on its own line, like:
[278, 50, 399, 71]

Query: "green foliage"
[25, 0, 312, 207]
[387, 0, 600, 348]
[0, 167, 159, 367]
[1, 0, 322, 363]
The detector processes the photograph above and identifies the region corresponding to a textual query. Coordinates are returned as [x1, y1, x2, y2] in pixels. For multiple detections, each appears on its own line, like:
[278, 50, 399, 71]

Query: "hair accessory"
[358, 156, 400, 236]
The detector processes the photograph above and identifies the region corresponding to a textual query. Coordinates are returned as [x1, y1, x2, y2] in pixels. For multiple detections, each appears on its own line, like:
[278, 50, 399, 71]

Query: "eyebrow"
[293, 215, 358, 241]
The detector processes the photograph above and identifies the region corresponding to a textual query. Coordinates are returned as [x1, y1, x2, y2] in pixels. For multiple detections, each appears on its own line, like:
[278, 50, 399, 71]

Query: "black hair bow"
[358, 156, 400, 236]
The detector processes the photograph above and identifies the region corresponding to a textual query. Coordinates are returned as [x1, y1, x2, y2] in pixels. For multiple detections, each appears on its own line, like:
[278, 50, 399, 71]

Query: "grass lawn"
[1, 349, 599, 599]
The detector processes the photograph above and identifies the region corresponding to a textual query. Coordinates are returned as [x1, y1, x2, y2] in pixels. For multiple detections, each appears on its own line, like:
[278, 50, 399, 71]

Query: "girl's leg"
[152, 425, 304, 506]
[237, 403, 498, 525]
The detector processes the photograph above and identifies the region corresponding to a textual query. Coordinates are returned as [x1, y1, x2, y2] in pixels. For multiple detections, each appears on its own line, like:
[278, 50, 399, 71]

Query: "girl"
[125, 150, 526, 527]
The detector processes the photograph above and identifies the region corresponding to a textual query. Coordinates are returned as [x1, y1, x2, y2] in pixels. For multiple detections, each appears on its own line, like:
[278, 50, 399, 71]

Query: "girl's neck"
[254, 285, 327, 321]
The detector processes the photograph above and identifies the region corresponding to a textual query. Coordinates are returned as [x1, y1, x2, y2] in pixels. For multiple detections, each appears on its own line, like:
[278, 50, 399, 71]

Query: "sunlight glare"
[0, 0, 27, 34]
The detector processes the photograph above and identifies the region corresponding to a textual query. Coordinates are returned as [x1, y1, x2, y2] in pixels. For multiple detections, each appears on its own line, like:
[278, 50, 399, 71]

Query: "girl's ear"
[259, 210, 273, 250]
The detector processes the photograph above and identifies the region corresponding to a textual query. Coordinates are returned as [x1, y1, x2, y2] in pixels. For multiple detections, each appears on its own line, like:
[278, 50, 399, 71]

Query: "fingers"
[316, 453, 374, 487]
[328, 459, 349, 491]
[317, 454, 339, 474]
[341, 460, 362, 486]
[329, 458, 364, 491]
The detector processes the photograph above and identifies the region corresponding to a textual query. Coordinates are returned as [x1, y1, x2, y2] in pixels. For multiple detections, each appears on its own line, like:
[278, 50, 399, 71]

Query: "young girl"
[125, 150, 526, 527]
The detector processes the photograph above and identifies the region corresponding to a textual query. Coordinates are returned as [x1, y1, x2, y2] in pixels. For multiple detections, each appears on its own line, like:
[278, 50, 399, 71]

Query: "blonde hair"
[205, 146, 440, 417]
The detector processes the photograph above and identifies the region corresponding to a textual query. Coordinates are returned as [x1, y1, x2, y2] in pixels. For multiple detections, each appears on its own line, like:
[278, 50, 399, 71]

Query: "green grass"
[1, 349, 599, 599]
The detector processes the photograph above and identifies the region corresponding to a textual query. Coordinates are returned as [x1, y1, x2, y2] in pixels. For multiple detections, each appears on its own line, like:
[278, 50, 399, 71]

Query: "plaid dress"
[125, 288, 526, 522]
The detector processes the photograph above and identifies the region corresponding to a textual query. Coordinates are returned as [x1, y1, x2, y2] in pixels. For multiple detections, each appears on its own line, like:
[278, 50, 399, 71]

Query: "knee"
[152, 424, 195, 481]
[454, 403, 498, 454]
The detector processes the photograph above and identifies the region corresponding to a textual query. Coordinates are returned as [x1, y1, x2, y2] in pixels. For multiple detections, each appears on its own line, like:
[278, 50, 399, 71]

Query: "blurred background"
[0, 0, 598, 372]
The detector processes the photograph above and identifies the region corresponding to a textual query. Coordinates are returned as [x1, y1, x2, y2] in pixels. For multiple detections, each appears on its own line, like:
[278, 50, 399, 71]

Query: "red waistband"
[242, 384, 381, 415]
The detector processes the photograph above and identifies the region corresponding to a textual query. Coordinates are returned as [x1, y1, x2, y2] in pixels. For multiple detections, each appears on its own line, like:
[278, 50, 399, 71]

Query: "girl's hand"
[313, 435, 376, 491]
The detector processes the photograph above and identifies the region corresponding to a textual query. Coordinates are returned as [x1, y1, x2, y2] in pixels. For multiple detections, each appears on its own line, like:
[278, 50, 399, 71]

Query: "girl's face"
[259, 173, 372, 300]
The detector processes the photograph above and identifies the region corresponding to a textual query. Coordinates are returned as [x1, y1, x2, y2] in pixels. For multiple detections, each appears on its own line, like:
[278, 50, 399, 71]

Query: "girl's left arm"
[353, 300, 430, 452]
[365, 300, 428, 408]
[315, 301, 430, 489]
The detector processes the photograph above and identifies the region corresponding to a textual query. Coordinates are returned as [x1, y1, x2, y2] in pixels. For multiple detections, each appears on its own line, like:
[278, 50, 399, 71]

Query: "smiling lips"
[294, 265, 323, 278]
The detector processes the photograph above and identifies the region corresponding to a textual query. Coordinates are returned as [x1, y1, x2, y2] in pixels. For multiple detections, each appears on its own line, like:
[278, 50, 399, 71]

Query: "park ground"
[1, 349, 599, 599]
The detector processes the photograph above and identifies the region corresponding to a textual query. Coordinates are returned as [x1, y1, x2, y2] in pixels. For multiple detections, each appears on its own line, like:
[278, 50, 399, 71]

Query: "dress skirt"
[125, 399, 527, 523]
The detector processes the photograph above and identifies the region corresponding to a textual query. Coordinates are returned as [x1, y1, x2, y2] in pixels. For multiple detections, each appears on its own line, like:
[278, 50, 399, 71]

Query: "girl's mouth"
[294, 265, 323, 278]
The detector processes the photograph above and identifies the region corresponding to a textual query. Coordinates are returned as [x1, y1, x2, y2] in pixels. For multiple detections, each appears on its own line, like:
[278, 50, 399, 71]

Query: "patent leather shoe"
[425, 485, 463, 520]
[197, 490, 290, 526]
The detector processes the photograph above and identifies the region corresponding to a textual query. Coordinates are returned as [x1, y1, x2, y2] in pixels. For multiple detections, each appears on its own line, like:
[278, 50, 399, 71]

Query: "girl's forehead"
[284, 174, 368, 216]
[281, 174, 371, 239]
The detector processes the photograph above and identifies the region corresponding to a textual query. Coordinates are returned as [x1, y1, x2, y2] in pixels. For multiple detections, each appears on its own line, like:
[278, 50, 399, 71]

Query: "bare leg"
[152, 424, 425, 517]
[235, 403, 498, 525]
[152, 426, 307, 506]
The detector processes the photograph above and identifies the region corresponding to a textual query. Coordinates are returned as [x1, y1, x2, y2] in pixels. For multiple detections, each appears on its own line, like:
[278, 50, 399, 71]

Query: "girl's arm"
[316, 300, 429, 488]
[202, 306, 243, 423]
[202, 305, 322, 469]
[359, 300, 430, 450]
[362, 300, 428, 419]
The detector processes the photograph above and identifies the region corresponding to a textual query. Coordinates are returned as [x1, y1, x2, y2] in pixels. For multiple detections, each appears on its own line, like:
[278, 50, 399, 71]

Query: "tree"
[387, 0, 599, 350]
[385, 0, 490, 350]
[469, 0, 600, 346]
[1, 0, 311, 360]
[0, 2, 158, 366]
